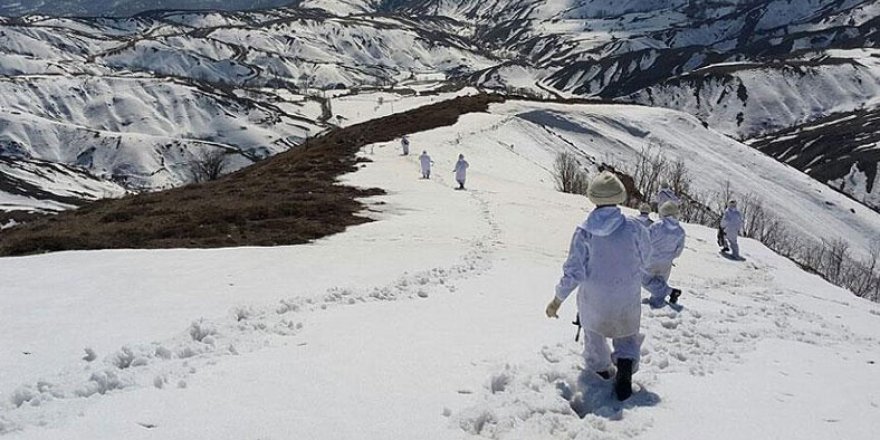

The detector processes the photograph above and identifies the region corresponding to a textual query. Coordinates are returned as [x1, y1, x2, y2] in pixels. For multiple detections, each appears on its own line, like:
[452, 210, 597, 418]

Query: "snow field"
[331, 88, 481, 128]
[1, 101, 879, 438]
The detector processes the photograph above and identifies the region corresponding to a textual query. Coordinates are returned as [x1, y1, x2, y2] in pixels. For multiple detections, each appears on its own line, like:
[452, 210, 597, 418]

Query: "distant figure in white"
[635, 202, 653, 228]
[546, 172, 651, 401]
[642, 202, 686, 309]
[419, 150, 432, 179]
[655, 181, 680, 209]
[453, 154, 469, 190]
[720, 200, 744, 260]
[401, 135, 410, 156]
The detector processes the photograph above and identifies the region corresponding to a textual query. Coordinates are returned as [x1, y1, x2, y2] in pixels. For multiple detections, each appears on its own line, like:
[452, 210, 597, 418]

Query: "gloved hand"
[545, 297, 562, 318]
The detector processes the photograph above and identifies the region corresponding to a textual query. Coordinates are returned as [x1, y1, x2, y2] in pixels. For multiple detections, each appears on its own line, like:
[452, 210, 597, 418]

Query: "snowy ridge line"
[0, 172, 501, 434]
[452, 250, 879, 438]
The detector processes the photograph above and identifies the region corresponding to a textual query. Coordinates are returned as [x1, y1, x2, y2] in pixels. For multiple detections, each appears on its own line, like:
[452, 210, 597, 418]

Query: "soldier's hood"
[580, 206, 624, 237]
[660, 217, 681, 231]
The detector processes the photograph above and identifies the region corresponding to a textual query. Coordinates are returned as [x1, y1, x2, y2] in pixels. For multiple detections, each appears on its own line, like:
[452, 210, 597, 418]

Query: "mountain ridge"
[2, 0, 880, 212]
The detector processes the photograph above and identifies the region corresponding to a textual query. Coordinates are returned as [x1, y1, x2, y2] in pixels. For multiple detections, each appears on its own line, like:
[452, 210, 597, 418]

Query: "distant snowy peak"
[625, 50, 880, 140]
[0, 1, 298, 18]
[4, 0, 880, 216]
[0, 8, 495, 212]
[0, 75, 322, 190]
[749, 106, 880, 211]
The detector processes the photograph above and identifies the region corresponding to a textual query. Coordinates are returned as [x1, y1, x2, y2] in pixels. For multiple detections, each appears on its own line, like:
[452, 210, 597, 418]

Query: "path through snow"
[2, 119, 879, 439]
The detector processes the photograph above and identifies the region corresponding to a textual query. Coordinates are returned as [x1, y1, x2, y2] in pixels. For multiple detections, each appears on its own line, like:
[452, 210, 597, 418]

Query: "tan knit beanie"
[659, 201, 680, 218]
[588, 172, 627, 206]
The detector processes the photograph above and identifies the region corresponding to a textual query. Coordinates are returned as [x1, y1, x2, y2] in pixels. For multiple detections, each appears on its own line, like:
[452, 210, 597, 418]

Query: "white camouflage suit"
[555, 207, 651, 373]
[641, 217, 686, 306]
[721, 207, 744, 258]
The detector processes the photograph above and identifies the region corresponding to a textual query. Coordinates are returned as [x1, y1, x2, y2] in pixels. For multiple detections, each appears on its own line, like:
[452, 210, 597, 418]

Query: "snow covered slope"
[303, 1, 880, 207]
[0, 157, 126, 212]
[4, 1, 880, 217]
[0, 75, 322, 190]
[625, 50, 880, 141]
[1, 103, 878, 438]
[484, 100, 880, 257]
[0, 0, 297, 17]
[749, 103, 880, 211]
[0, 8, 496, 210]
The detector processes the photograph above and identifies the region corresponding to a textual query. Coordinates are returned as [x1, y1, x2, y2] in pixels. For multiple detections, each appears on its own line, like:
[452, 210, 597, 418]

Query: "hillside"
[2, 3, 880, 439]
[4, 1, 880, 212]
[0, 0, 297, 17]
[4, 94, 879, 260]
[1, 96, 878, 438]
[0, 94, 500, 254]
[0, 7, 496, 210]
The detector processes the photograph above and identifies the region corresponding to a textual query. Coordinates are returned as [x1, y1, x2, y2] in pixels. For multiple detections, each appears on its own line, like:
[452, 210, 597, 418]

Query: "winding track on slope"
[0, 145, 503, 435]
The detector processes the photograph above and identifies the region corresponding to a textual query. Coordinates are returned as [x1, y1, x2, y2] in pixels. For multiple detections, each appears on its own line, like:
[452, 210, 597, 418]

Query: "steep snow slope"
[90, 13, 495, 89]
[482, 101, 880, 257]
[0, 75, 322, 190]
[625, 50, 880, 140]
[1, 104, 878, 438]
[0, 157, 126, 212]
[749, 103, 880, 211]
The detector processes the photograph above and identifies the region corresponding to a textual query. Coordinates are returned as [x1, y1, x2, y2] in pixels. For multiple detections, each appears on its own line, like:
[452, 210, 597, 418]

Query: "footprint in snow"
[557, 370, 662, 419]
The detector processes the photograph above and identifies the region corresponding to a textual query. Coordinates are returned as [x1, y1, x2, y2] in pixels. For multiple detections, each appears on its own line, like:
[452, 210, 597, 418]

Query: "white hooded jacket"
[454, 158, 469, 182]
[555, 207, 651, 338]
[655, 188, 680, 206]
[419, 153, 431, 172]
[721, 207, 743, 237]
[646, 217, 685, 268]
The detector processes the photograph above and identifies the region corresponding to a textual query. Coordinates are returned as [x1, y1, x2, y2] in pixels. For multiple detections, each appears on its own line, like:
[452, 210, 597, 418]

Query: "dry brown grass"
[0, 94, 504, 256]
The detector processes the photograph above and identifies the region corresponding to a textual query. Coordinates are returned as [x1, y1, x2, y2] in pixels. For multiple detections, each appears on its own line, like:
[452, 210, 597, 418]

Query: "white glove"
[545, 297, 562, 318]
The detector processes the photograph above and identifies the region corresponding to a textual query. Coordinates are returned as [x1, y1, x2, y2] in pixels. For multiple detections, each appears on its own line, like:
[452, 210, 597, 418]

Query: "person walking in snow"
[635, 202, 654, 228]
[721, 200, 744, 260]
[453, 154, 469, 190]
[642, 202, 686, 309]
[545, 172, 651, 401]
[419, 150, 433, 179]
[655, 181, 680, 209]
[401, 135, 410, 156]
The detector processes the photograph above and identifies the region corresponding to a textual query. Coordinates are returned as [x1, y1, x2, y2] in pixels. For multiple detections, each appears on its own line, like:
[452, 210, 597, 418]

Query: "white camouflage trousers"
[583, 330, 643, 373]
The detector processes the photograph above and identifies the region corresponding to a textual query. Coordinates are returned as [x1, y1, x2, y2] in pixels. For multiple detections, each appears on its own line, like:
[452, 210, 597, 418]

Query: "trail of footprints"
[0, 191, 501, 434]
[453, 258, 879, 439]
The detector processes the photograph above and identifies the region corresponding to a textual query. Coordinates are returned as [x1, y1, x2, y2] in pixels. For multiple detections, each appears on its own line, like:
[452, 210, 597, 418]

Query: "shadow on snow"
[556, 370, 661, 420]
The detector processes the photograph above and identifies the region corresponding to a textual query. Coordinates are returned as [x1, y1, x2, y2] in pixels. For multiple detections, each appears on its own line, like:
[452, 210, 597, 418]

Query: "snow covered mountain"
[1, 100, 878, 438]
[4, 0, 880, 211]
[0, 0, 297, 17]
[0, 75, 323, 189]
[337, 0, 880, 209]
[0, 156, 126, 213]
[2, 3, 880, 438]
[0, 8, 494, 211]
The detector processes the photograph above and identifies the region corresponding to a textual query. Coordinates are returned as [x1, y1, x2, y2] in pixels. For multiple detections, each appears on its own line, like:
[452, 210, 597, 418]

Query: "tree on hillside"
[553, 151, 590, 195]
[188, 149, 229, 183]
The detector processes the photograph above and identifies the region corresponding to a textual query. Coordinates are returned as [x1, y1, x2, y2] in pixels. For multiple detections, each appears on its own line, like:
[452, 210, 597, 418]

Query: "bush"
[629, 144, 669, 205]
[188, 149, 229, 183]
[552, 151, 590, 195]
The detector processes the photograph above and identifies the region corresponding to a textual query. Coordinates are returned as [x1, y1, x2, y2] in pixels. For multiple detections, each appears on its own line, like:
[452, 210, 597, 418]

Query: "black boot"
[669, 288, 682, 305]
[614, 359, 634, 401]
